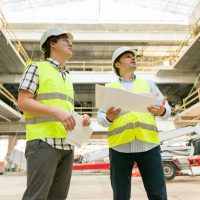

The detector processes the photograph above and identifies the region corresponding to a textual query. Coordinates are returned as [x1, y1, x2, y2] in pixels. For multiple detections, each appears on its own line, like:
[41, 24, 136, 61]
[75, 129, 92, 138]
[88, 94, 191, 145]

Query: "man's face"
[115, 52, 137, 73]
[52, 35, 73, 59]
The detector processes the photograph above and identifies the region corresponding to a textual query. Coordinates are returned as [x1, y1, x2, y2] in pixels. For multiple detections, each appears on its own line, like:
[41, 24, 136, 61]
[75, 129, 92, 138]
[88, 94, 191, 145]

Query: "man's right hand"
[106, 107, 121, 122]
[54, 110, 76, 131]
[18, 89, 76, 131]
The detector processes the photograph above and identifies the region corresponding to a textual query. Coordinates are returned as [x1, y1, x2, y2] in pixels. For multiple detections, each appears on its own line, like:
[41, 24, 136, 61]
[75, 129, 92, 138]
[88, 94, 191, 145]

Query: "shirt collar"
[47, 57, 69, 73]
[119, 75, 136, 82]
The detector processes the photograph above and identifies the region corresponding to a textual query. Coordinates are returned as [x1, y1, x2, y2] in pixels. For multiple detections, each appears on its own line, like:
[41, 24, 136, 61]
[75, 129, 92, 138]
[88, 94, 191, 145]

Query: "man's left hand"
[147, 97, 167, 116]
[82, 114, 91, 126]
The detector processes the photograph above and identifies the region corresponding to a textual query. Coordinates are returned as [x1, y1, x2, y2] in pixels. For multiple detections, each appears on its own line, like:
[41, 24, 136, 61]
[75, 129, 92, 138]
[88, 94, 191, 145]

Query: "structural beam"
[173, 31, 200, 72]
[0, 100, 21, 122]
[0, 30, 25, 74]
[7, 23, 190, 42]
[189, 1, 200, 25]
[0, 71, 198, 84]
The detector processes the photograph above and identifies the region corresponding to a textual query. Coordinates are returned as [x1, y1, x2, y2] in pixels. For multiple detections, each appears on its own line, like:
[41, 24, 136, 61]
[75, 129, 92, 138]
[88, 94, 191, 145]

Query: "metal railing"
[182, 88, 200, 110]
[169, 24, 200, 65]
[68, 62, 163, 72]
[0, 84, 18, 106]
[173, 88, 200, 115]
[188, 73, 200, 96]
[173, 72, 200, 115]
[0, 10, 30, 62]
[74, 107, 98, 117]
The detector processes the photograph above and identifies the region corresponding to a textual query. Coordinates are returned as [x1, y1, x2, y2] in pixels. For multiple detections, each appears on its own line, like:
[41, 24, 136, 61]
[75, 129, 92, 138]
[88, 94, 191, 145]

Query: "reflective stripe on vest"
[108, 122, 158, 137]
[36, 92, 74, 105]
[26, 116, 58, 124]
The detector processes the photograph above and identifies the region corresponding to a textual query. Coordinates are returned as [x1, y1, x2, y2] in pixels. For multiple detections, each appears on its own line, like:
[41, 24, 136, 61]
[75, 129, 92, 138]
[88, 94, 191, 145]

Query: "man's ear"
[50, 41, 56, 48]
[115, 61, 120, 69]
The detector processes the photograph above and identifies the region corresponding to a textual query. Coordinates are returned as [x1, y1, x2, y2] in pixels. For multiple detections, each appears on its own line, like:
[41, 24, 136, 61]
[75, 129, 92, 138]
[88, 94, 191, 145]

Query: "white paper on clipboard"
[95, 84, 157, 113]
[65, 112, 93, 148]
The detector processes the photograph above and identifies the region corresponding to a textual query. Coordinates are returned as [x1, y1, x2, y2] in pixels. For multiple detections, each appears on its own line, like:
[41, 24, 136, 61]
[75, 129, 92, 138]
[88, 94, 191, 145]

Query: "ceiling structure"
[13, 23, 191, 72]
[0, 0, 199, 24]
[0, 0, 199, 73]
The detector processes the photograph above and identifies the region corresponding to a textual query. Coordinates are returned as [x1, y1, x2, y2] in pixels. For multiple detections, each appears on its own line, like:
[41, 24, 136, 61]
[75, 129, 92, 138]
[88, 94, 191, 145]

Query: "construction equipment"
[160, 124, 200, 158]
[76, 124, 200, 180]
[160, 123, 200, 180]
[76, 148, 109, 164]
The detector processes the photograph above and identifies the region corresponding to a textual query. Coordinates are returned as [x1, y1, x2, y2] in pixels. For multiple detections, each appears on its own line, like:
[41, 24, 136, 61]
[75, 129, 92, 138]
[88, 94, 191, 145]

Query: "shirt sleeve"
[97, 109, 111, 128]
[18, 64, 39, 94]
[147, 80, 171, 120]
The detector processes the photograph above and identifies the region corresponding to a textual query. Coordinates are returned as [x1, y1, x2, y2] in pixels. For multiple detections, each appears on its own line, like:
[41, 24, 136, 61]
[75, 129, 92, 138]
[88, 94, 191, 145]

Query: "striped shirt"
[97, 75, 171, 153]
[19, 58, 73, 150]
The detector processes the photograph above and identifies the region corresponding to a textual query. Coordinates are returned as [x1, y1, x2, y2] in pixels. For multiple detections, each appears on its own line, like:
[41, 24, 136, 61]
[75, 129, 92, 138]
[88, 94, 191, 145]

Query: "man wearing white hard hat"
[97, 46, 171, 200]
[18, 28, 90, 199]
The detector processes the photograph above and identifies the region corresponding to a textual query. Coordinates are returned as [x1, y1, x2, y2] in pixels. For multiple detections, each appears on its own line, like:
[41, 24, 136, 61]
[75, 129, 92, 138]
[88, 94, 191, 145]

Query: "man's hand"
[18, 89, 76, 131]
[54, 110, 76, 131]
[106, 107, 121, 122]
[82, 114, 91, 127]
[147, 97, 167, 116]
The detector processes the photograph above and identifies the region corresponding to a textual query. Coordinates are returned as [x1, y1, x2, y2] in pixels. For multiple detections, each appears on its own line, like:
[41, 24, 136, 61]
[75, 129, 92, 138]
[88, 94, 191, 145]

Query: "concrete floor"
[0, 173, 200, 200]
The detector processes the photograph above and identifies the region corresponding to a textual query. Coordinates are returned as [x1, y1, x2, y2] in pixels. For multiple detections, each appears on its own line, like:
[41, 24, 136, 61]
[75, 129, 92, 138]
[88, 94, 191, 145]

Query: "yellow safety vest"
[23, 61, 74, 141]
[105, 77, 159, 148]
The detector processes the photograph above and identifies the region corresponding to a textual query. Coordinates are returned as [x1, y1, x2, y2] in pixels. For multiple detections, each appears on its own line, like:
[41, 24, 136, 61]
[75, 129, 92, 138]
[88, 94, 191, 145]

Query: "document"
[65, 112, 93, 148]
[95, 84, 157, 113]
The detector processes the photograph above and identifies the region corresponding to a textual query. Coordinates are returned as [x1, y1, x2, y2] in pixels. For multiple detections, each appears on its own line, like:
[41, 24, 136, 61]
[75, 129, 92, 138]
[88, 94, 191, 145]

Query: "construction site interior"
[0, 0, 200, 199]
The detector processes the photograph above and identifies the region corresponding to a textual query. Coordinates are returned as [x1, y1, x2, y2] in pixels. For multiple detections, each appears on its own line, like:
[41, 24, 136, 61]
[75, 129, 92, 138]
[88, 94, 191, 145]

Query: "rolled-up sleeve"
[97, 109, 111, 127]
[148, 80, 171, 120]
[18, 64, 39, 94]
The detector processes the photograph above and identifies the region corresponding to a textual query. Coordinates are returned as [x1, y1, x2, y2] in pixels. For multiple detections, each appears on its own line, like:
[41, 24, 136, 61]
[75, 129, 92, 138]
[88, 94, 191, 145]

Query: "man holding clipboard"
[18, 28, 90, 200]
[97, 46, 171, 200]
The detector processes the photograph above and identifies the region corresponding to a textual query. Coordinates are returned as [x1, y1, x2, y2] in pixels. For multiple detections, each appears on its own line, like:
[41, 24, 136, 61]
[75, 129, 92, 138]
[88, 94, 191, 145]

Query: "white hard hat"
[40, 27, 73, 52]
[112, 46, 138, 66]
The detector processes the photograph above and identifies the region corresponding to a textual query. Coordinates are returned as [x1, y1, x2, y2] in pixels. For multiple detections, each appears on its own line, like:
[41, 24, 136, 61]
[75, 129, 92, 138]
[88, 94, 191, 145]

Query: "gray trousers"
[22, 139, 74, 200]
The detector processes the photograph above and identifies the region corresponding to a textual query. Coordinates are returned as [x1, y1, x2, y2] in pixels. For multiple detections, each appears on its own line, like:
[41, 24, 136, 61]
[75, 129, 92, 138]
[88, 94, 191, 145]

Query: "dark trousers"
[109, 146, 167, 200]
[22, 140, 74, 200]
